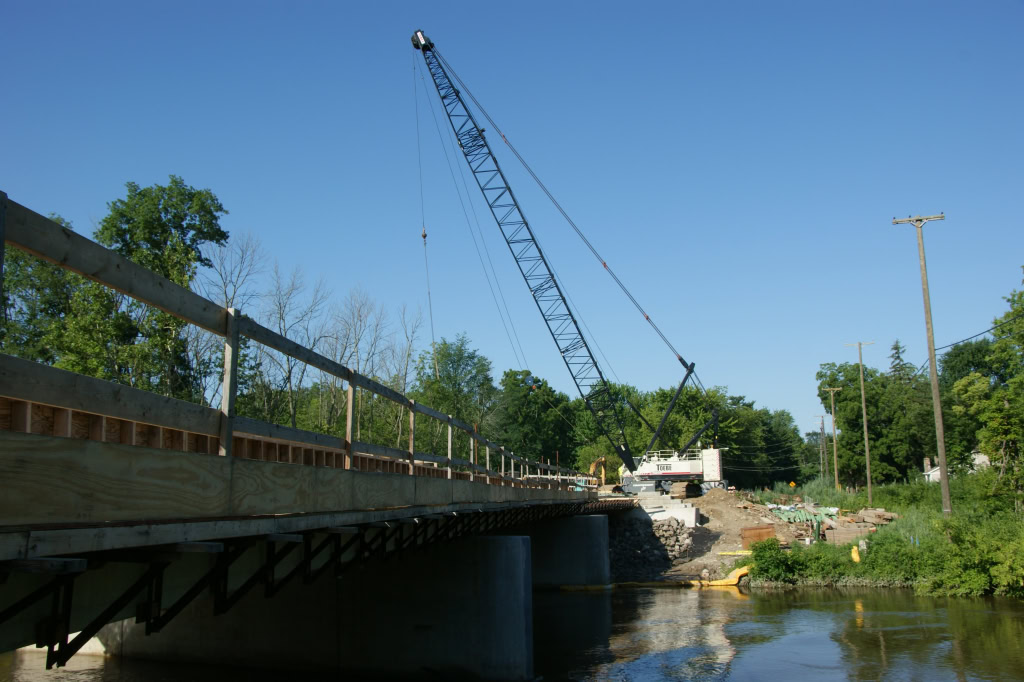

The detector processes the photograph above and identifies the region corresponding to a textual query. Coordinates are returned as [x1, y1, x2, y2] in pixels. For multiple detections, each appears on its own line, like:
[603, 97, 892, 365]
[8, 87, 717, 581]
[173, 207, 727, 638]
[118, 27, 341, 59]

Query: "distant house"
[922, 452, 990, 482]
[971, 451, 991, 470]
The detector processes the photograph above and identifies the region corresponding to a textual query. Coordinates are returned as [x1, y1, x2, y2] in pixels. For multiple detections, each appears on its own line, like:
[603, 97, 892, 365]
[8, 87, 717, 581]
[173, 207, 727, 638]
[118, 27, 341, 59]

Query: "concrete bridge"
[0, 194, 636, 679]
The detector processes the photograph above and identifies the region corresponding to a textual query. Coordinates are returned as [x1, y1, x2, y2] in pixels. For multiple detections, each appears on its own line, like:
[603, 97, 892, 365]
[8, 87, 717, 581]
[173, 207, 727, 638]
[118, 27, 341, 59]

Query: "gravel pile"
[609, 511, 693, 582]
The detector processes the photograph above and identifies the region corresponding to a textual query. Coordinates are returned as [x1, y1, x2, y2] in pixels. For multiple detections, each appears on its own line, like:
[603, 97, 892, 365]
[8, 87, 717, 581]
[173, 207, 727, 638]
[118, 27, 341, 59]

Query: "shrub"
[795, 541, 856, 581]
[749, 538, 797, 583]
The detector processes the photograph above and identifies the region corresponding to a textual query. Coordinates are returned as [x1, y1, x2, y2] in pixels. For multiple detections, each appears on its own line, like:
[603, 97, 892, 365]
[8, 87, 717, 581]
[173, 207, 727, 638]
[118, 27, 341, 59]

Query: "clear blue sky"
[4, 1, 1023, 438]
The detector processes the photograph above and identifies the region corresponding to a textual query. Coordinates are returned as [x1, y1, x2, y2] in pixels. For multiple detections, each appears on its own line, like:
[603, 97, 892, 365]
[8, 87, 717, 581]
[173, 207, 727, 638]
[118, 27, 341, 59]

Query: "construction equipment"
[588, 456, 606, 487]
[411, 30, 718, 473]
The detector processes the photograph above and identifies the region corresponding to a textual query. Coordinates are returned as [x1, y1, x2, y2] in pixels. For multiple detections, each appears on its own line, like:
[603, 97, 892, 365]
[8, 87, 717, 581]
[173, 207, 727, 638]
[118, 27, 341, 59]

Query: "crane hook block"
[411, 30, 433, 51]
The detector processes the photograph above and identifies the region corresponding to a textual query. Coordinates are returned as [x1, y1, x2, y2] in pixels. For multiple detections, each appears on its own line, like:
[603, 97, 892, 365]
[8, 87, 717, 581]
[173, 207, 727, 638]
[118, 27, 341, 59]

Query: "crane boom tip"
[411, 30, 433, 51]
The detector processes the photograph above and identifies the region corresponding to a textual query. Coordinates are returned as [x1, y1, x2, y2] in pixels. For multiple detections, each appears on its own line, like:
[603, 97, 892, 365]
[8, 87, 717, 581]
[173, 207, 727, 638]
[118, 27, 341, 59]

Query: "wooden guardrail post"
[344, 382, 354, 469]
[446, 416, 453, 480]
[218, 308, 239, 458]
[0, 191, 7, 311]
[407, 401, 415, 475]
[468, 424, 476, 483]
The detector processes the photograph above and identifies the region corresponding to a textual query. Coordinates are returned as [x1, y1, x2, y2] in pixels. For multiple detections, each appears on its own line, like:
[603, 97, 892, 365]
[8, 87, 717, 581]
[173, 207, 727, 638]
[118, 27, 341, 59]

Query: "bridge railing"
[0, 193, 598, 490]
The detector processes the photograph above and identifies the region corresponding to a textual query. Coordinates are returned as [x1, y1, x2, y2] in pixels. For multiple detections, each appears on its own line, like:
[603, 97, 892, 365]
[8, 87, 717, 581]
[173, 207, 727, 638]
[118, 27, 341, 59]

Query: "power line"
[935, 312, 1024, 352]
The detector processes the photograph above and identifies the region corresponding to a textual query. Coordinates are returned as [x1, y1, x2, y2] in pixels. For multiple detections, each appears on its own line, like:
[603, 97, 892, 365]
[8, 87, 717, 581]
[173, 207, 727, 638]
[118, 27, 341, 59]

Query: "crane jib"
[411, 30, 637, 473]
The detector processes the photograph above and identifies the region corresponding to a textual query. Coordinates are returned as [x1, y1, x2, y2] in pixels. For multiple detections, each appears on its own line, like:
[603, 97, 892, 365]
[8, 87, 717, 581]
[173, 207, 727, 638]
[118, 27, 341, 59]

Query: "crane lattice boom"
[412, 29, 636, 471]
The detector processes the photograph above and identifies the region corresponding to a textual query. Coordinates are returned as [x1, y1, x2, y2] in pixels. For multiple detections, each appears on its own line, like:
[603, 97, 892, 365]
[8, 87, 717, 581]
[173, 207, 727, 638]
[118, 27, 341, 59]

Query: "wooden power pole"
[846, 341, 875, 504]
[893, 213, 952, 516]
[821, 416, 828, 479]
[824, 387, 842, 490]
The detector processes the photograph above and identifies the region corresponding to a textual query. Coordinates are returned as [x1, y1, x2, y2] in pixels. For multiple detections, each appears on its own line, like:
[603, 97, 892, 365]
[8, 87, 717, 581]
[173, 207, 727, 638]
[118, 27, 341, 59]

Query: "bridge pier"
[529, 514, 610, 588]
[92, 535, 534, 679]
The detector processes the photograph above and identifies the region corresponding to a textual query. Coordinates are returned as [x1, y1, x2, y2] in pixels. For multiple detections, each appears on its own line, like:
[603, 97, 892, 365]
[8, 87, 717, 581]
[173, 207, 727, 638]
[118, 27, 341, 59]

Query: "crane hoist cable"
[414, 57, 529, 372]
[413, 54, 441, 381]
[437, 47, 720, 439]
[413, 30, 640, 470]
[436, 51, 694, 377]
[413, 30, 722, 464]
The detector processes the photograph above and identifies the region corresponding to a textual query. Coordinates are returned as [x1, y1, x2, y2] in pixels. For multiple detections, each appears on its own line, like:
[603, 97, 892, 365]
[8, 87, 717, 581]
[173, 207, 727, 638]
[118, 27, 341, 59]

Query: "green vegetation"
[813, 269, 1024, 511]
[1, 179, 815, 481]
[742, 470, 1024, 597]
[4, 179, 1022, 504]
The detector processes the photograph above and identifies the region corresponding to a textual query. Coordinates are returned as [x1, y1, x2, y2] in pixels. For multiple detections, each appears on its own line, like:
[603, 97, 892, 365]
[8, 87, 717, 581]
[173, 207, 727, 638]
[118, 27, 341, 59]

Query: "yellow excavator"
[589, 456, 606, 486]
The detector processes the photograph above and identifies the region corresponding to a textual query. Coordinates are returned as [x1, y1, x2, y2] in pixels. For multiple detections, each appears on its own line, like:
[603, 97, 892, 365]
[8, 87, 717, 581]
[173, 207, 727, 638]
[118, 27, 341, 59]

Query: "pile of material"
[608, 511, 694, 582]
[823, 507, 899, 544]
[733, 495, 900, 544]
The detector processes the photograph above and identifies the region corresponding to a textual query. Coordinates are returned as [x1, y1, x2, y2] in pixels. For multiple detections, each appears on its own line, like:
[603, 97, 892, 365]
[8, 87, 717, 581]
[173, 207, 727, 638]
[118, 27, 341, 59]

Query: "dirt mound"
[663, 489, 798, 580]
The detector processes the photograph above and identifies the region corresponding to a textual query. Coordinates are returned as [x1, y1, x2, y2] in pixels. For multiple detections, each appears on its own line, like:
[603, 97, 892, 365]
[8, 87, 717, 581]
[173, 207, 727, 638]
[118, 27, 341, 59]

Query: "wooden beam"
[88, 414, 106, 442]
[233, 416, 344, 451]
[53, 408, 71, 438]
[0, 191, 6, 318]
[4, 200, 226, 334]
[343, 383, 355, 470]
[11, 400, 30, 433]
[1, 558, 87, 574]
[446, 419, 453, 480]
[218, 308, 239, 457]
[0, 354, 220, 436]
[238, 316, 352, 382]
[173, 542, 224, 553]
[407, 403, 415, 476]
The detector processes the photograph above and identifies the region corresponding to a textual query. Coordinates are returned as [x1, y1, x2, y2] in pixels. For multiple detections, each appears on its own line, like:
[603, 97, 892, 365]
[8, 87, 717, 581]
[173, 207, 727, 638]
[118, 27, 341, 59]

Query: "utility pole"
[824, 387, 842, 491]
[846, 341, 875, 504]
[821, 416, 828, 479]
[813, 416, 828, 479]
[893, 213, 952, 516]
[818, 416, 829, 479]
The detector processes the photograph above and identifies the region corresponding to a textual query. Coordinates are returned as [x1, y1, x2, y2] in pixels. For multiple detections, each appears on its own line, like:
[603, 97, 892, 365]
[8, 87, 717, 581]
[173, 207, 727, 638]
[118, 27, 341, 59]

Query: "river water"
[2, 588, 1022, 680]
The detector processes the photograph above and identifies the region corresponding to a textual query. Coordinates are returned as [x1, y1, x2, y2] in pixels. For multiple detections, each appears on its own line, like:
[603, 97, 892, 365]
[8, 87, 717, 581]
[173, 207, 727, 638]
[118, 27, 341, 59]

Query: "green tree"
[1, 215, 83, 363]
[412, 335, 497, 458]
[491, 369, 574, 465]
[951, 275, 1024, 510]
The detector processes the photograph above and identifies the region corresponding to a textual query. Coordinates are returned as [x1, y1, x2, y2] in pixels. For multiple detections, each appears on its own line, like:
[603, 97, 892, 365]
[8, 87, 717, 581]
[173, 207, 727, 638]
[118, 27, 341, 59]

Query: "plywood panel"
[230, 458, 316, 516]
[350, 470, 414, 510]
[311, 467, 355, 511]
[0, 431, 231, 526]
[414, 477, 452, 507]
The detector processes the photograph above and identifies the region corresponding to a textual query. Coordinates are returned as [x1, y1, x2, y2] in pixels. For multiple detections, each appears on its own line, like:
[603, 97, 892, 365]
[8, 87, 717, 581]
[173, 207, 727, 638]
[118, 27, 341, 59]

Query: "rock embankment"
[609, 510, 693, 582]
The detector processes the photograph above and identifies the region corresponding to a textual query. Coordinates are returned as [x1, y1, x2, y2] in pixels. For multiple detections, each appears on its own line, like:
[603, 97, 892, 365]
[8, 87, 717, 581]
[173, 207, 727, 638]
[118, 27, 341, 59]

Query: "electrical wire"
[935, 312, 1024, 351]
[906, 312, 1024, 378]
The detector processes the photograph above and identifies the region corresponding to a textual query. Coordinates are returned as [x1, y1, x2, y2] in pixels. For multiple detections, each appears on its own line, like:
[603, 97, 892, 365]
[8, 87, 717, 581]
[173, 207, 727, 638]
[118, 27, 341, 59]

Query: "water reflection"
[537, 588, 1024, 681]
[3, 589, 1023, 680]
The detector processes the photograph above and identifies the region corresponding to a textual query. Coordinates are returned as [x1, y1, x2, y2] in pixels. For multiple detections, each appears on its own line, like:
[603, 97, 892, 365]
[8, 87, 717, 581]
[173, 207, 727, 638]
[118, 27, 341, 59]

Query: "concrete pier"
[529, 514, 610, 588]
[93, 535, 535, 679]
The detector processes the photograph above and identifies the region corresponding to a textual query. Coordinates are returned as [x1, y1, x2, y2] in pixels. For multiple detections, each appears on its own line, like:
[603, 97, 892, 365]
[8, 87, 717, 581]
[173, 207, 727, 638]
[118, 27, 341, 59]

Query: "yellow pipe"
[560, 565, 751, 591]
